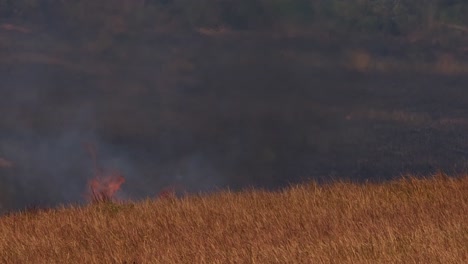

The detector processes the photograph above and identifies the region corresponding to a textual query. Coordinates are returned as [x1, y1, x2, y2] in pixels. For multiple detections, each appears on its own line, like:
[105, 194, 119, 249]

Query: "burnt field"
[2, 27, 468, 213]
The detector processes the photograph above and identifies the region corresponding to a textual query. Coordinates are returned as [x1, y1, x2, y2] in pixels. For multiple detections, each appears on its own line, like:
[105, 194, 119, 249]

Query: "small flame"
[157, 186, 177, 199]
[88, 172, 125, 203]
[84, 143, 125, 203]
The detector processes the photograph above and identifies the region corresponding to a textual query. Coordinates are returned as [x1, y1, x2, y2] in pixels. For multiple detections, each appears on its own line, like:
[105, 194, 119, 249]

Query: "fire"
[88, 172, 125, 203]
[157, 185, 177, 199]
[84, 143, 125, 203]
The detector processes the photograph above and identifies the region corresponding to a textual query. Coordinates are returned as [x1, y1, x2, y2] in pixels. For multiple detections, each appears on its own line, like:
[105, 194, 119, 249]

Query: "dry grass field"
[0, 173, 466, 263]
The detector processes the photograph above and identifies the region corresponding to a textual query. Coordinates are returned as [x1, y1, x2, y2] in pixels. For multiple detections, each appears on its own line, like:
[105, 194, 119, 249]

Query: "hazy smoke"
[4, 12, 467, 215]
[0, 63, 226, 213]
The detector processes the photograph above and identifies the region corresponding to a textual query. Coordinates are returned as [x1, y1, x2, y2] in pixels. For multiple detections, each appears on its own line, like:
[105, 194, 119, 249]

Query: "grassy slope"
[0, 174, 466, 263]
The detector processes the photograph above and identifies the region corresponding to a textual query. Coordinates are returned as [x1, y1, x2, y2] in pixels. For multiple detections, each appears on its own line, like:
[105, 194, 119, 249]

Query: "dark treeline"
[1, 0, 468, 35]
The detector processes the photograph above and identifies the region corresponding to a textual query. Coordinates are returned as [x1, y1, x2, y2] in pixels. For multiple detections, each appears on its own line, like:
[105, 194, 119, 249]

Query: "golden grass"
[0, 174, 467, 263]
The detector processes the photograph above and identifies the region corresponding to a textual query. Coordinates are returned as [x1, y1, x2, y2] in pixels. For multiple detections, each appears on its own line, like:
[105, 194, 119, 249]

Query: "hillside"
[0, 174, 467, 263]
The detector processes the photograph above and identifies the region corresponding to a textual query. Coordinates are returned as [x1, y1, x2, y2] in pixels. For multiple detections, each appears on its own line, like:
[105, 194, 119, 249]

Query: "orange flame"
[84, 143, 125, 203]
[88, 172, 125, 203]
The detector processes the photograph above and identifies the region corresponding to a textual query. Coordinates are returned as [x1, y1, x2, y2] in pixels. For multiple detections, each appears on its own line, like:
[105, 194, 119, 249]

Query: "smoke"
[0, 61, 228, 214]
[5, 12, 465, 216]
[0, 131, 115, 208]
[166, 152, 226, 193]
[0, 63, 132, 213]
[1, 132, 91, 203]
[1, 14, 316, 215]
[0, 31, 310, 214]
